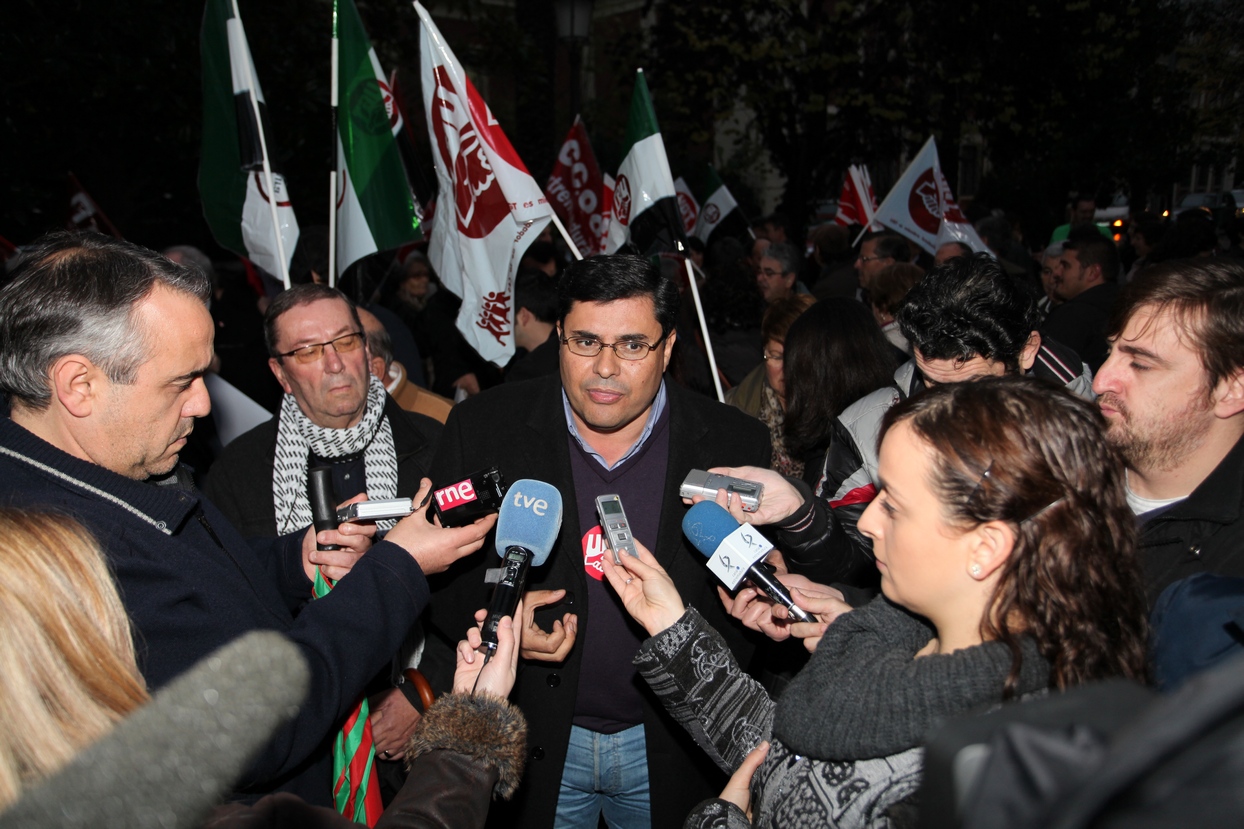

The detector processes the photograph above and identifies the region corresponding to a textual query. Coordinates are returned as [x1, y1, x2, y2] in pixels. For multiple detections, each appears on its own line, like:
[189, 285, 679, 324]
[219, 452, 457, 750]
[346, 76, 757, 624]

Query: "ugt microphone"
[308, 466, 339, 551]
[481, 479, 563, 656]
[0, 631, 309, 829]
[681, 501, 816, 624]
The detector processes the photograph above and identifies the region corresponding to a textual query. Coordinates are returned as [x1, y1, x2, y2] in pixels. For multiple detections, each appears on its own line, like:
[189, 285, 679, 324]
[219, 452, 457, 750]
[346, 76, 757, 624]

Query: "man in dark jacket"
[1091, 259, 1244, 603]
[205, 284, 449, 769]
[1040, 228, 1121, 372]
[710, 253, 1092, 598]
[424, 255, 770, 829]
[0, 233, 493, 807]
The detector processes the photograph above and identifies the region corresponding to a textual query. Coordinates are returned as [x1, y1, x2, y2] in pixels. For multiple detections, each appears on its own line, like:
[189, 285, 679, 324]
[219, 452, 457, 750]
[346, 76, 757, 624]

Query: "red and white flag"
[871, 138, 986, 255]
[834, 165, 877, 229]
[546, 118, 610, 258]
[673, 177, 699, 235]
[416, 1, 553, 367]
[66, 173, 123, 239]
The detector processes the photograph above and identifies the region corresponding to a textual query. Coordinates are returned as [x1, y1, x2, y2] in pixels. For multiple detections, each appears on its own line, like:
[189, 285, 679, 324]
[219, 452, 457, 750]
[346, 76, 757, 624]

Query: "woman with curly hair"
[602, 376, 1149, 828]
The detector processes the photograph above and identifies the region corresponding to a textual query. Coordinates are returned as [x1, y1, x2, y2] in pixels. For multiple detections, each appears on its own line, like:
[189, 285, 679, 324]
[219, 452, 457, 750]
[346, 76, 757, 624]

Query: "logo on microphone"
[434, 479, 477, 511]
[510, 489, 550, 516]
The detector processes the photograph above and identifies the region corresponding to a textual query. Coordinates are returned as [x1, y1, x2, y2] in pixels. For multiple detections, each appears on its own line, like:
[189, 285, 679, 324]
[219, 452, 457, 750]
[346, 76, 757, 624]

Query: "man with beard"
[1092, 260, 1244, 603]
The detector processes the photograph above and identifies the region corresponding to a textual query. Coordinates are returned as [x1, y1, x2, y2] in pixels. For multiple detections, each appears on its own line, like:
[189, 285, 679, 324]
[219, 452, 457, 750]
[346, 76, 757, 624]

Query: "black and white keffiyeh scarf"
[273, 374, 400, 534]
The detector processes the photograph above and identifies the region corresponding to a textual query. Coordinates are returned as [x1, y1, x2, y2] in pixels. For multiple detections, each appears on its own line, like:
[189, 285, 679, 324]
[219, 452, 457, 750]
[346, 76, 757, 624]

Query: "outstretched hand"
[385, 478, 497, 575]
[682, 466, 806, 527]
[600, 539, 686, 637]
[455, 599, 524, 697]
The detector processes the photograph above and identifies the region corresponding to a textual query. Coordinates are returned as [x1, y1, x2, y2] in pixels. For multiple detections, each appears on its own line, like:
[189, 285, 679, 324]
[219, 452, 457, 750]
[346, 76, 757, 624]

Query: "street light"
[554, 0, 593, 118]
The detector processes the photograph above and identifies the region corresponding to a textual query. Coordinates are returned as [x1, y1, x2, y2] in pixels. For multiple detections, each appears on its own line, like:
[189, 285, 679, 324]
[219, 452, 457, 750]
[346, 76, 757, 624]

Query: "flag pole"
[679, 242, 724, 402]
[231, 0, 290, 290]
[327, 0, 340, 288]
[547, 207, 584, 260]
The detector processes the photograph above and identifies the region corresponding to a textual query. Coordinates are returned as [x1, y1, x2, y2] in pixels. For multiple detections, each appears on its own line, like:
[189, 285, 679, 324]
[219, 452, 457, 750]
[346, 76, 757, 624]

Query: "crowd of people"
[1, 187, 1243, 829]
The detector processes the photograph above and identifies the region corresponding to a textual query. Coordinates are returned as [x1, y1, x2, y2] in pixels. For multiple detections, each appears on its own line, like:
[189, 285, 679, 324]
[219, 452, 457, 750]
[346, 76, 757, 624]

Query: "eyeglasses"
[561, 334, 668, 361]
[277, 332, 365, 364]
[763, 351, 784, 362]
[856, 254, 890, 263]
[757, 267, 784, 279]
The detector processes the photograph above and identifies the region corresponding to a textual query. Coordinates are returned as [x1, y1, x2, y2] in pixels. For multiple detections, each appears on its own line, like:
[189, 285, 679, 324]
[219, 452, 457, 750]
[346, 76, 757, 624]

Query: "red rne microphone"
[429, 467, 507, 527]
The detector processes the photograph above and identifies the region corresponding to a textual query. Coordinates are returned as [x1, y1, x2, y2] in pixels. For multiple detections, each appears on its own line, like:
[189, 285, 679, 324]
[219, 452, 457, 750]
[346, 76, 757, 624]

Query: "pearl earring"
[970, 564, 982, 577]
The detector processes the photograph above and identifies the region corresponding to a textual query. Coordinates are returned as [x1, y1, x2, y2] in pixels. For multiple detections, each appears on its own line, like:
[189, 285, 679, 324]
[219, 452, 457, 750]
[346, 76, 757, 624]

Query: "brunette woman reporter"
[600, 376, 1148, 828]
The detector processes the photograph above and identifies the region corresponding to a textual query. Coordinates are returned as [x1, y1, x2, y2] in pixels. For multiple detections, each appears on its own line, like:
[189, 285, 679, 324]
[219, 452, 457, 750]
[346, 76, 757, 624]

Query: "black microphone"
[0, 631, 309, 829]
[308, 465, 340, 551]
[481, 479, 563, 655]
[682, 501, 816, 624]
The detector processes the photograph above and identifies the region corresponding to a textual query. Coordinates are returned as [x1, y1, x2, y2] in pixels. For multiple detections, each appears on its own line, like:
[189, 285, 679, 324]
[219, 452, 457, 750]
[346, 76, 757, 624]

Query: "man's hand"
[456, 600, 524, 697]
[719, 742, 769, 820]
[301, 493, 377, 581]
[452, 373, 481, 396]
[683, 466, 806, 526]
[369, 687, 421, 761]
[385, 479, 497, 575]
[516, 589, 577, 662]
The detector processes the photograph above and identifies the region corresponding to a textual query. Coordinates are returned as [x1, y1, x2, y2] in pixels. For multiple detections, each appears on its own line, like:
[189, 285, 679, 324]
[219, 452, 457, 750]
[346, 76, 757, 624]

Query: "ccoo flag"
[871, 137, 987, 255]
[416, 1, 553, 367]
[604, 70, 683, 256]
[693, 165, 750, 247]
[200, 0, 299, 281]
[334, 0, 422, 277]
[547, 118, 610, 258]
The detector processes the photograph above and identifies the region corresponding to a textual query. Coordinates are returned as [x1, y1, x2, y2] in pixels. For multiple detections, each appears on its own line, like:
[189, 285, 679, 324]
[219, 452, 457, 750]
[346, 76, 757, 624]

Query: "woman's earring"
[969, 564, 982, 578]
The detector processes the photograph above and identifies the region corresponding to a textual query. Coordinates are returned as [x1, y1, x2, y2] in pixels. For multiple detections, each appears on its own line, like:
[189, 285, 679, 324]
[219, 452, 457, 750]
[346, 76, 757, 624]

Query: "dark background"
[2, 0, 1241, 254]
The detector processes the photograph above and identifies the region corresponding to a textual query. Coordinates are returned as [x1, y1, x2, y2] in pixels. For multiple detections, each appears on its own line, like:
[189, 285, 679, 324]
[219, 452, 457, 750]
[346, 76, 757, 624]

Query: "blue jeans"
[554, 724, 651, 829]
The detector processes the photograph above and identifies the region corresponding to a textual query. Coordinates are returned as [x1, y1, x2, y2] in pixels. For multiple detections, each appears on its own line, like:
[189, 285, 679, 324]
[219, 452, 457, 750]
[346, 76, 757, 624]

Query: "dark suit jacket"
[204, 397, 441, 537]
[424, 374, 771, 828]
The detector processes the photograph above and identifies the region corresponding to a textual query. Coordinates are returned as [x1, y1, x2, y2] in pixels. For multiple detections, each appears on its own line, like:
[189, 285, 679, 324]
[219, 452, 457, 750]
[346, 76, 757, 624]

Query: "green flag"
[604, 70, 683, 256]
[334, 0, 421, 276]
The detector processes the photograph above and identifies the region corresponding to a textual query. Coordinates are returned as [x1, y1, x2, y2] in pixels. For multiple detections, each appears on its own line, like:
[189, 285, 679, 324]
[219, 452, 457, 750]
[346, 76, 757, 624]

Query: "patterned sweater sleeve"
[633, 606, 774, 773]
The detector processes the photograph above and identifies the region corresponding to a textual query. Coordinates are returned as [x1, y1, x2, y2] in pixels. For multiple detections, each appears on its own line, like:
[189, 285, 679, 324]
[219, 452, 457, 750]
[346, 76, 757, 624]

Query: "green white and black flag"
[604, 69, 684, 256]
[333, 0, 422, 276]
[199, 0, 298, 282]
[693, 165, 751, 247]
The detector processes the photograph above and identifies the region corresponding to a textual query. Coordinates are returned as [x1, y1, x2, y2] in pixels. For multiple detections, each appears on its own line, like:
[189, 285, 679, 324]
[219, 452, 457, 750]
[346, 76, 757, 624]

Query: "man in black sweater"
[425, 255, 770, 829]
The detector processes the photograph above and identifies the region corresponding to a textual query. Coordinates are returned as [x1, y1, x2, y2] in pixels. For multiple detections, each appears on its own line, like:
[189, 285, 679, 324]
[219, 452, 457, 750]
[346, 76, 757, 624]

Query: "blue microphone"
[481, 479, 563, 655]
[682, 501, 815, 624]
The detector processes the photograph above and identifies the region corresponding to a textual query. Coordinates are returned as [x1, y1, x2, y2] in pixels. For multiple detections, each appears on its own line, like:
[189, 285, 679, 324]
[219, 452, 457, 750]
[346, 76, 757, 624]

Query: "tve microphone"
[0, 631, 309, 829]
[481, 479, 563, 655]
[681, 501, 816, 624]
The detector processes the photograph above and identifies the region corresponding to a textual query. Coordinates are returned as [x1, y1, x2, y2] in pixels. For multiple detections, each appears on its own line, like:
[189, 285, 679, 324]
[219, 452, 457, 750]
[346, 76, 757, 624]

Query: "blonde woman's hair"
[0, 509, 148, 809]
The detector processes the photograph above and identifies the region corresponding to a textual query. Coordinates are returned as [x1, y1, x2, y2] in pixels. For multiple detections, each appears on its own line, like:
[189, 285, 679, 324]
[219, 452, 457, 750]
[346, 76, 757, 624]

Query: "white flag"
[872, 137, 987, 256]
[416, 1, 553, 367]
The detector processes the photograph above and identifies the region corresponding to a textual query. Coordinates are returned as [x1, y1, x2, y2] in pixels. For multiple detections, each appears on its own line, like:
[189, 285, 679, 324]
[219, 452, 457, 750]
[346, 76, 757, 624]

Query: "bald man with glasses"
[205, 283, 493, 787]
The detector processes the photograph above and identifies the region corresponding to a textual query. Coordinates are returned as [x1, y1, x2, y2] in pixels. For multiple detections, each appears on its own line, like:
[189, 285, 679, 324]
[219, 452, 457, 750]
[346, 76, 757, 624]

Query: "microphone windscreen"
[494, 479, 563, 567]
[682, 500, 741, 559]
[0, 631, 310, 829]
